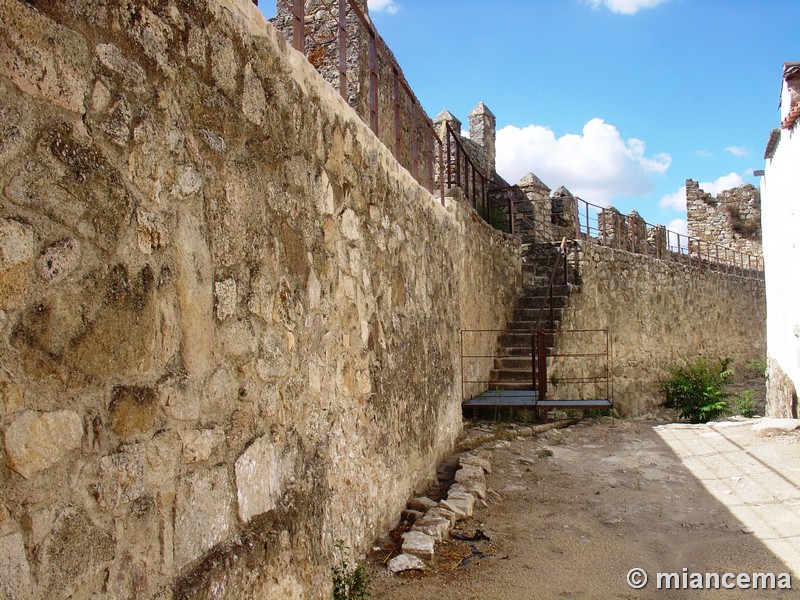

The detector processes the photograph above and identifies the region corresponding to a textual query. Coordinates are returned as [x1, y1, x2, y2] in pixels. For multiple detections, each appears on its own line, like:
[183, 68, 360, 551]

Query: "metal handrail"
[443, 122, 489, 214]
[531, 238, 570, 333]
[533, 328, 611, 409]
[277, 0, 444, 203]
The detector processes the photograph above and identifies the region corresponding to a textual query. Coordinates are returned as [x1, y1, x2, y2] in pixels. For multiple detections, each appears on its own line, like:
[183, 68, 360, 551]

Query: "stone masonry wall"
[558, 243, 766, 416]
[766, 357, 798, 419]
[686, 179, 762, 258]
[273, 0, 438, 192]
[0, 1, 521, 598]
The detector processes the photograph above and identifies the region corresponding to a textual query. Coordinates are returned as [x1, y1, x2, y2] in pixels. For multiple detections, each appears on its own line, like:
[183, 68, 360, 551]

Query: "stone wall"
[557, 243, 766, 416]
[686, 179, 762, 257]
[0, 1, 521, 598]
[766, 358, 798, 418]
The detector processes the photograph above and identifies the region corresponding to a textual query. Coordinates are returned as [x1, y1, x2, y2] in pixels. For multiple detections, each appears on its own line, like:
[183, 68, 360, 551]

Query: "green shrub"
[332, 541, 370, 600]
[489, 205, 510, 232]
[660, 358, 733, 423]
[732, 389, 757, 418]
[745, 356, 767, 376]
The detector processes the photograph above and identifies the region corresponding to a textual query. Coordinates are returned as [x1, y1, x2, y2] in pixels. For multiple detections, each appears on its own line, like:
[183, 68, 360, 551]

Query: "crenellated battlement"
[686, 179, 762, 258]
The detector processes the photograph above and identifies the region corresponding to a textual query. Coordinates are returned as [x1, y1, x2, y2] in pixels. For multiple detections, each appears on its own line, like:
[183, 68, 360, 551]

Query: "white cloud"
[495, 118, 671, 205]
[667, 218, 687, 237]
[368, 0, 399, 14]
[587, 0, 668, 15]
[658, 172, 745, 211]
[659, 189, 686, 211]
[701, 172, 746, 194]
[725, 145, 748, 157]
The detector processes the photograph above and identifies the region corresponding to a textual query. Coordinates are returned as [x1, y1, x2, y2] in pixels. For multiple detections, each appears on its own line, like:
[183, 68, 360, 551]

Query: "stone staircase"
[488, 243, 570, 391]
[462, 238, 613, 417]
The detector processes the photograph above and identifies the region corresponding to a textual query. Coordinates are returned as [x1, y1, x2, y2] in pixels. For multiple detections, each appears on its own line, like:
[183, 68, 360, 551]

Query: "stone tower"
[468, 102, 496, 176]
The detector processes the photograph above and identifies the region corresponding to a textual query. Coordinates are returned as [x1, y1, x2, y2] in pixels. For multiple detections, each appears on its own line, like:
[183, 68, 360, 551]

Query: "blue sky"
[261, 0, 798, 234]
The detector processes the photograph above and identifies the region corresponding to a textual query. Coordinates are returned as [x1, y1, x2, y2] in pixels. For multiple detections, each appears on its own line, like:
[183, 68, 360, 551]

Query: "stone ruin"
[686, 179, 762, 258]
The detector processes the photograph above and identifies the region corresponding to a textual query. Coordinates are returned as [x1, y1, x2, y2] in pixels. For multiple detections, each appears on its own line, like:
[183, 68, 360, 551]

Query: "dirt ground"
[368, 413, 800, 599]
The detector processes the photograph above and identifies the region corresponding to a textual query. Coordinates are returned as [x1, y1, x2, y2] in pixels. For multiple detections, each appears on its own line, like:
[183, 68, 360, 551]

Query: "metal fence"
[268, 1, 762, 280]
[574, 197, 764, 279]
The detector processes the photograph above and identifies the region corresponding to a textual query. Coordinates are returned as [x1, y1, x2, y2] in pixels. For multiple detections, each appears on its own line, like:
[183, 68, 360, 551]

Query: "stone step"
[490, 368, 535, 382]
[513, 304, 567, 320]
[507, 312, 564, 330]
[514, 294, 569, 310]
[521, 283, 570, 295]
[498, 332, 556, 349]
[484, 381, 538, 391]
[523, 276, 552, 288]
[517, 295, 569, 310]
[495, 346, 537, 357]
[493, 356, 533, 370]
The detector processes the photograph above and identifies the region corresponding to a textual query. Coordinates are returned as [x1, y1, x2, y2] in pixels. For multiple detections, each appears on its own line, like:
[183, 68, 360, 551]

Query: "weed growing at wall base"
[746, 356, 767, 376]
[660, 358, 733, 423]
[332, 540, 371, 600]
[732, 389, 757, 418]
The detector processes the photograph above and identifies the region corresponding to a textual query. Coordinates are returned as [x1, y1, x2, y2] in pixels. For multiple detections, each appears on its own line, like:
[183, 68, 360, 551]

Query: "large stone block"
[94, 43, 146, 90]
[0, 532, 32, 600]
[201, 365, 237, 423]
[0, 381, 24, 416]
[174, 466, 233, 569]
[175, 208, 213, 377]
[35, 238, 81, 283]
[400, 531, 434, 560]
[411, 515, 450, 541]
[36, 507, 115, 596]
[0, 89, 31, 168]
[459, 454, 491, 474]
[95, 446, 146, 510]
[235, 435, 296, 523]
[0, 0, 89, 114]
[179, 427, 225, 463]
[109, 386, 158, 439]
[219, 317, 258, 359]
[214, 277, 237, 321]
[0, 218, 34, 271]
[386, 553, 426, 574]
[144, 431, 182, 490]
[242, 62, 266, 125]
[445, 492, 475, 518]
[3, 410, 83, 479]
[11, 263, 161, 380]
[0, 217, 34, 309]
[454, 464, 485, 485]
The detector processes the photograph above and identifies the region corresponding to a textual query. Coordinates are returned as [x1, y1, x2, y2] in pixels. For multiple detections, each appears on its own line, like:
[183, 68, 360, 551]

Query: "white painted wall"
[761, 74, 800, 412]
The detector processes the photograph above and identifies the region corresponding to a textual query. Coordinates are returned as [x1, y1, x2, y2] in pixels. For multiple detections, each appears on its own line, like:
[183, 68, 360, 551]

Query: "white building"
[761, 62, 800, 417]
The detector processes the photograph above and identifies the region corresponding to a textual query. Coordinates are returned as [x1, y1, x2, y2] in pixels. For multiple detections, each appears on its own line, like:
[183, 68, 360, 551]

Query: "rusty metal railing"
[441, 123, 517, 234]
[533, 328, 612, 409]
[275, 0, 444, 203]
[574, 197, 764, 280]
[443, 123, 487, 216]
[272, 1, 530, 236]
[460, 329, 513, 402]
[531, 238, 572, 333]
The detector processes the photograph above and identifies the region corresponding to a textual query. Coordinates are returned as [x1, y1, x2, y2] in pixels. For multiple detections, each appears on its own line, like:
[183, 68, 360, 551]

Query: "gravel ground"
[369, 415, 800, 600]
